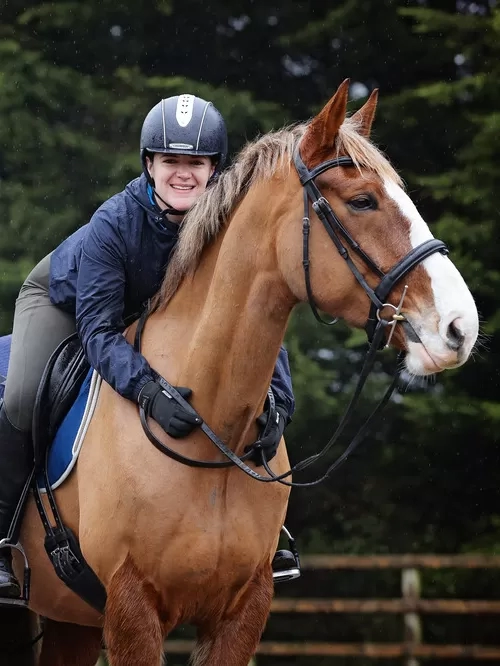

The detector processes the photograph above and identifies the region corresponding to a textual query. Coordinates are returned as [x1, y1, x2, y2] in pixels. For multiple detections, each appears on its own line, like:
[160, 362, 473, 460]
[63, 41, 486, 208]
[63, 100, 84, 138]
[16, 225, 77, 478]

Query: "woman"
[0, 94, 296, 598]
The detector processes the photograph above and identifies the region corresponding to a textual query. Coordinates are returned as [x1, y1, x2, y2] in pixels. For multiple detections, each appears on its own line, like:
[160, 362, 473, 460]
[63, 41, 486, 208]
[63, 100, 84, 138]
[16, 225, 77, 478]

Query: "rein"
[138, 144, 448, 486]
[136, 315, 277, 481]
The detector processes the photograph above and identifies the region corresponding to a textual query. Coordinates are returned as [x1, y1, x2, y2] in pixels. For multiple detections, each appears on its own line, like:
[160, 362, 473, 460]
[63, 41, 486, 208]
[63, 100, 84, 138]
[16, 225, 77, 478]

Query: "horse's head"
[277, 80, 478, 375]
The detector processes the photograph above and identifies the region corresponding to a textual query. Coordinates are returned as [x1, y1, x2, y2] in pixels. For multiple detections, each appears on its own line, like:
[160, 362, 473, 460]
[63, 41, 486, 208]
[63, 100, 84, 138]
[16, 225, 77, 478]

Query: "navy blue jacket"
[49, 174, 295, 415]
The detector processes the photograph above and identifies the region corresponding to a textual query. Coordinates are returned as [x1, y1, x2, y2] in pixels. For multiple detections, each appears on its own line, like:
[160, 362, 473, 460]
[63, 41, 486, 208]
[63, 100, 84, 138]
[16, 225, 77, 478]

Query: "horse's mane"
[155, 115, 402, 309]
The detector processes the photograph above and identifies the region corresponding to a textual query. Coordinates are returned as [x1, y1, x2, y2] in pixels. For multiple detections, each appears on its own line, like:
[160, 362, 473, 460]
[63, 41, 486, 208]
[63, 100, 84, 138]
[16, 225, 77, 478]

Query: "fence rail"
[165, 640, 500, 660]
[300, 554, 500, 569]
[271, 597, 500, 614]
[165, 554, 500, 663]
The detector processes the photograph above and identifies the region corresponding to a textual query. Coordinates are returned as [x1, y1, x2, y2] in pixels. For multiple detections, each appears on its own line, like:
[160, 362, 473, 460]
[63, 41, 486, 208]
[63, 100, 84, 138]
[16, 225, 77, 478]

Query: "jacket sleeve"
[76, 210, 155, 402]
[270, 346, 295, 418]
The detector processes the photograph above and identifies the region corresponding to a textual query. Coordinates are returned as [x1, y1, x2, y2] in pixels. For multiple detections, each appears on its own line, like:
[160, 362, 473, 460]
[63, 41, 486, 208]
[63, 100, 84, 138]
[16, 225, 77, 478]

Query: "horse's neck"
[146, 194, 295, 448]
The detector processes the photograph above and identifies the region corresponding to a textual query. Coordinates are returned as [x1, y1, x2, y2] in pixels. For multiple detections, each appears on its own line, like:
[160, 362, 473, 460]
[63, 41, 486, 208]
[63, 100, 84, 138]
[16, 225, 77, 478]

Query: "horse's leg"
[189, 568, 273, 666]
[104, 556, 165, 666]
[38, 619, 102, 666]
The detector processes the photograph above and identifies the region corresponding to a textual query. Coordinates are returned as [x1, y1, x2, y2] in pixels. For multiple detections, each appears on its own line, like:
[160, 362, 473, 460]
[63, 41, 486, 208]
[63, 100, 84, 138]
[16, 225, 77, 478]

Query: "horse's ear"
[350, 88, 379, 138]
[301, 79, 350, 168]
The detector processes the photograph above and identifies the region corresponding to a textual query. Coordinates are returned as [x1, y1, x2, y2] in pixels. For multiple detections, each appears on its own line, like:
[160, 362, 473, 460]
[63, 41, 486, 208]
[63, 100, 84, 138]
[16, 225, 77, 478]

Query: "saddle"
[0, 333, 107, 612]
[33, 334, 90, 466]
[0, 333, 88, 456]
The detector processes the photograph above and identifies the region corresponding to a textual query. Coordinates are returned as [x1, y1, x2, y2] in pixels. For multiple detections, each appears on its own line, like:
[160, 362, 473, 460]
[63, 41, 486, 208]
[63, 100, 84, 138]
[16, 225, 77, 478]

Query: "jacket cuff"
[131, 374, 156, 403]
[275, 402, 292, 426]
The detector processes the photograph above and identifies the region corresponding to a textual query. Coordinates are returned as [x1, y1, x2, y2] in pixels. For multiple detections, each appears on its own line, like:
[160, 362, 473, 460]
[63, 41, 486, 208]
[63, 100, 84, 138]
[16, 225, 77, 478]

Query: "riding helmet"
[140, 94, 228, 181]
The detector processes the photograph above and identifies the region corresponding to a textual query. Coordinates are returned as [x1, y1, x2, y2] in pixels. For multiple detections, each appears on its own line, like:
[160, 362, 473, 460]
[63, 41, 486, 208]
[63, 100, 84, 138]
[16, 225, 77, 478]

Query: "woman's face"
[146, 153, 215, 216]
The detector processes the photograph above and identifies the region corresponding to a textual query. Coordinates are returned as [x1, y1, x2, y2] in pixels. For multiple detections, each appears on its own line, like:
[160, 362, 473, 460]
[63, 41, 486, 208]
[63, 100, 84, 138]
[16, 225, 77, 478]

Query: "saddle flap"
[33, 334, 89, 468]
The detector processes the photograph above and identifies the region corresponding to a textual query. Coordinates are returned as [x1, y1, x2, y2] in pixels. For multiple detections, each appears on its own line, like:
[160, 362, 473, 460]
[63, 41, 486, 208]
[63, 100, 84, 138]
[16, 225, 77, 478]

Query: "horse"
[5, 79, 478, 666]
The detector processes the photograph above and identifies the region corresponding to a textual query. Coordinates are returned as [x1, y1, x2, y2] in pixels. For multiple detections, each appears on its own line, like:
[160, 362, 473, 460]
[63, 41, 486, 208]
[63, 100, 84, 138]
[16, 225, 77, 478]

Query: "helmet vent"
[175, 94, 195, 127]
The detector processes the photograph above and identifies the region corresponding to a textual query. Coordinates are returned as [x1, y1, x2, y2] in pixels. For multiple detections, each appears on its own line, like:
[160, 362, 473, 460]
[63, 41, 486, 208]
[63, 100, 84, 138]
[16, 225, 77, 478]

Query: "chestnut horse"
[10, 80, 478, 665]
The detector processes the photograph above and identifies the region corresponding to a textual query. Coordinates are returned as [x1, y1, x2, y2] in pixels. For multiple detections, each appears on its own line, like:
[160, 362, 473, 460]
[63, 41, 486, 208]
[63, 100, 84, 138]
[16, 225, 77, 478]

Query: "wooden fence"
[165, 554, 500, 663]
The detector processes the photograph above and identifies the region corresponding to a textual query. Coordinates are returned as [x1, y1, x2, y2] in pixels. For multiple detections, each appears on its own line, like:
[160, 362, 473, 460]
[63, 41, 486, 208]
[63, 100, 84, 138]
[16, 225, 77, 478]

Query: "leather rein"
[138, 145, 448, 487]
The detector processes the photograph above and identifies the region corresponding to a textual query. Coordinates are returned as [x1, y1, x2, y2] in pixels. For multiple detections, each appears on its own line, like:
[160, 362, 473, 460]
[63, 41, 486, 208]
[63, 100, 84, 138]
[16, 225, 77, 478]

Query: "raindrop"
[350, 81, 369, 100]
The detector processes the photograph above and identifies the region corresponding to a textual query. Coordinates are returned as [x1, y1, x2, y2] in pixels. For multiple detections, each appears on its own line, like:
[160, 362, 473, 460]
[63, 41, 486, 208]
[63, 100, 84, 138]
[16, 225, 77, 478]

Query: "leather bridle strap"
[294, 146, 448, 345]
[365, 238, 448, 341]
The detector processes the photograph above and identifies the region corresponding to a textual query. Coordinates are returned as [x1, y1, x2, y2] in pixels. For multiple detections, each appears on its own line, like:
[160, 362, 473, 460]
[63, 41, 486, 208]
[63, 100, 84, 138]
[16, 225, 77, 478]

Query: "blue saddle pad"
[45, 367, 94, 489]
[0, 334, 94, 489]
[0, 335, 11, 400]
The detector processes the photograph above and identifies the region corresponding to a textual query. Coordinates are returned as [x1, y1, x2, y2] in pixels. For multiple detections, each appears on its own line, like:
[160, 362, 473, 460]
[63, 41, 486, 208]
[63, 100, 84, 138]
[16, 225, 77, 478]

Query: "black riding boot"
[272, 549, 301, 583]
[271, 526, 301, 583]
[0, 406, 33, 598]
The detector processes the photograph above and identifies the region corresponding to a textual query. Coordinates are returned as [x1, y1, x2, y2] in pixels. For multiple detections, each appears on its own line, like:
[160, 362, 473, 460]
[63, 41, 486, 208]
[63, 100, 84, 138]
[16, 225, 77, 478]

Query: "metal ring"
[376, 303, 398, 322]
[376, 304, 407, 323]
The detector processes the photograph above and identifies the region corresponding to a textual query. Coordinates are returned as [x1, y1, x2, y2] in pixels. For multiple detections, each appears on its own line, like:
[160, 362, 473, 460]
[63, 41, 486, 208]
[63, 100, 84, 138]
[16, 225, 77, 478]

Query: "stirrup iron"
[0, 539, 30, 608]
[272, 526, 301, 584]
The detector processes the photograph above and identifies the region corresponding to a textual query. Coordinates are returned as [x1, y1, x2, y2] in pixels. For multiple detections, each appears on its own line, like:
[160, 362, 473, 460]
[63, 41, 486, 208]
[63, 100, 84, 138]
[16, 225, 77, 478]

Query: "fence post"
[401, 567, 422, 666]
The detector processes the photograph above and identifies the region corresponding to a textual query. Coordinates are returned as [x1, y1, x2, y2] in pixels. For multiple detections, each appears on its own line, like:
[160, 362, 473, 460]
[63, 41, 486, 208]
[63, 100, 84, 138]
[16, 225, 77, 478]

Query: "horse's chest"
[142, 507, 275, 590]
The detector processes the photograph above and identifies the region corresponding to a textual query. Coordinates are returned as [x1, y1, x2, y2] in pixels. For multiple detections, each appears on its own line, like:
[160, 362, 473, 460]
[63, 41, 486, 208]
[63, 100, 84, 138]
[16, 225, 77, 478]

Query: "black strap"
[262, 353, 402, 486]
[302, 212, 338, 325]
[31, 333, 83, 536]
[365, 239, 448, 343]
[295, 153, 354, 184]
[375, 238, 448, 303]
[259, 321, 403, 486]
[135, 308, 402, 487]
[134, 309, 269, 474]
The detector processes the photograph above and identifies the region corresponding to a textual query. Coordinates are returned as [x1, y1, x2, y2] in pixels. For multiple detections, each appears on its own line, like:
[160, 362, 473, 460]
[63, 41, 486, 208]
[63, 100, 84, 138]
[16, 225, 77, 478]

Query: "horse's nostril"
[446, 317, 465, 351]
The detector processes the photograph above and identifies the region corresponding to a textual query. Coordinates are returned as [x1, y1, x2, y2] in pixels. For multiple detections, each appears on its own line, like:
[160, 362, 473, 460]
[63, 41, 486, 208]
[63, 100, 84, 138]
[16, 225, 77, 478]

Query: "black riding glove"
[246, 405, 289, 466]
[138, 380, 202, 439]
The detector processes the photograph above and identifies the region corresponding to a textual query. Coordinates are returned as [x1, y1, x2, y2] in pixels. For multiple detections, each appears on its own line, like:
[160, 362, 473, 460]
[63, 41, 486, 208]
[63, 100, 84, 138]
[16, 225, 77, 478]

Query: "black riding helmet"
[140, 95, 228, 215]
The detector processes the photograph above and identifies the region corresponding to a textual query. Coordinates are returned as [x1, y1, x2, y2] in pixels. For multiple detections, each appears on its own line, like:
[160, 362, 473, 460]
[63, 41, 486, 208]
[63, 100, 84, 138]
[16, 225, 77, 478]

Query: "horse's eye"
[348, 196, 376, 211]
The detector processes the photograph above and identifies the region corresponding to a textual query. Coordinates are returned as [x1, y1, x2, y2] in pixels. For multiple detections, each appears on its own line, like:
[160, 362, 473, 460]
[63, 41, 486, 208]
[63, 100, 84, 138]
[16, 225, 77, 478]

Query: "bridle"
[294, 146, 448, 346]
[139, 143, 449, 487]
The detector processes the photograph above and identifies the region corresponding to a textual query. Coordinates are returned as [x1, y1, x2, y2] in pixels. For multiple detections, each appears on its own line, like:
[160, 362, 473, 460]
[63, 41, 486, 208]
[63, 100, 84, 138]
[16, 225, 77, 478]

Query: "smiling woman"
[145, 153, 215, 220]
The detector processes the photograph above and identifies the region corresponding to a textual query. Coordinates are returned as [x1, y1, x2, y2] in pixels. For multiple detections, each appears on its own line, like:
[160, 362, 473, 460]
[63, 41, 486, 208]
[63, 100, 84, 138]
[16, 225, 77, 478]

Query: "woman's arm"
[76, 212, 154, 402]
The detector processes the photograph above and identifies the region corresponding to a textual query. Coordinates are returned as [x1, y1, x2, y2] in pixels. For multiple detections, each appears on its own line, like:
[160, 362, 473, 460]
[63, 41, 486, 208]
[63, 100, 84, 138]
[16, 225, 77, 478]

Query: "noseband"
[294, 146, 448, 347]
[138, 145, 451, 487]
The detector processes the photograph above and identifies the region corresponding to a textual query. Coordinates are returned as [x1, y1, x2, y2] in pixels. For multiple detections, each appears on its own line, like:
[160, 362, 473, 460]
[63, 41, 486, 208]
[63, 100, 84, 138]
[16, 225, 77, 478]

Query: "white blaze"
[383, 179, 478, 360]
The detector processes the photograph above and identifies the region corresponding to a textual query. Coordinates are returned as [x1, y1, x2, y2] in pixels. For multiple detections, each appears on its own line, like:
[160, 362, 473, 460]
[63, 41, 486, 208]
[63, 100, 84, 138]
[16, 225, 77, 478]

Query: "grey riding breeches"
[3, 254, 76, 432]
